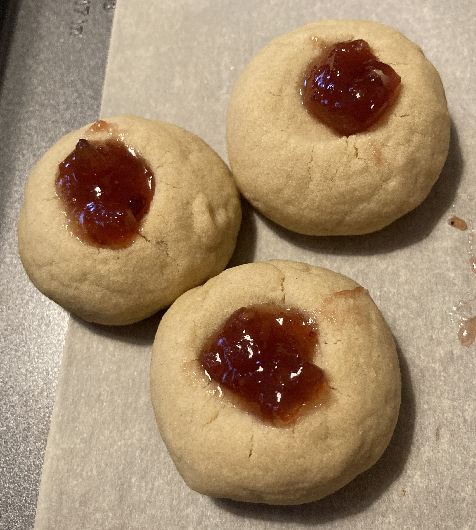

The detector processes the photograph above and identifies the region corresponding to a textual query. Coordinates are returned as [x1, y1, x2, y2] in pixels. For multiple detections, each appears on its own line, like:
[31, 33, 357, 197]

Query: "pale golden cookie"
[150, 260, 401, 505]
[18, 114, 241, 325]
[226, 20, 450, 235]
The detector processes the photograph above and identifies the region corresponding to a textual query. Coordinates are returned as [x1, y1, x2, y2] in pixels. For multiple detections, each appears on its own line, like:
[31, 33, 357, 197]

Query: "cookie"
[226, 20, 450, 235]
[150, 260, 401, 505]
[18, 115, 241, 325]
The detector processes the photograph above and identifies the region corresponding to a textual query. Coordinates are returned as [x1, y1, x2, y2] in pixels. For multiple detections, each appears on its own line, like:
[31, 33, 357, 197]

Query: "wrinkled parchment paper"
[34, 0, 476, 528]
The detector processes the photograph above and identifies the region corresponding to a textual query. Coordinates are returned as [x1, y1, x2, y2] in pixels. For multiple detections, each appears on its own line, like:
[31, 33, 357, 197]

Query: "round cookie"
[18, 114, 241, 325]
[150, 260, 401, 505]
[226, 20, 450, 235]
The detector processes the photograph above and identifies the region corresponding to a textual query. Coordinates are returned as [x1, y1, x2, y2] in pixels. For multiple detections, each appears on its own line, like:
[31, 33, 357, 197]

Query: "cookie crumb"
[448, 216, 467, 230]
[402, 489, 406, 496]
[470, 256, 476, 275]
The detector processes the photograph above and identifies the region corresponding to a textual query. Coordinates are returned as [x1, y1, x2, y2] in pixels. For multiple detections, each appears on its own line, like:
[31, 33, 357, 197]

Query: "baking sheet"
[0, 1, 113, 528]
[34, 0, 476, 528]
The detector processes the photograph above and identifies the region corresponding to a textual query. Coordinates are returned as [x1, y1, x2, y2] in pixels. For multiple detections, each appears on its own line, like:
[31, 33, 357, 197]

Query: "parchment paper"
[34, 0, 476, 528]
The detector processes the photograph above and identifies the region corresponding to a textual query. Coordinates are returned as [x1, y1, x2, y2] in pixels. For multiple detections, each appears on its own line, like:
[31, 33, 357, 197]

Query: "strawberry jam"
[302, 39, 401, 136]
[56, 137, 155, 248]
[200, 304, 326, 426]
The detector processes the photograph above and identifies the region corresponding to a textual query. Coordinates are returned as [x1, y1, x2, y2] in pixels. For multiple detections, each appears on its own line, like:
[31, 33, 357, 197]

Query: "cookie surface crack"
[268, 263, 287, 305]
[204, 411, 220, 426]
[138, 232, 151, 243]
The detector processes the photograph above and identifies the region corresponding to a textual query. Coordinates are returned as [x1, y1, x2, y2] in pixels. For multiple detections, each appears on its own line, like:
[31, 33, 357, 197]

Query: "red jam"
[56, 137, 155, 248]
[200, 305, 326, 425]
[302, 39, 401, 136]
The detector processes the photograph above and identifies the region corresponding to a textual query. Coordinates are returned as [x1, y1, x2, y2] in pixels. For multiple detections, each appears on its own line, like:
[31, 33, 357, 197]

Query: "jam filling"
[301, 39, 401, 136]
[200, 304, 326, 425]
[56, 137, 155, 248]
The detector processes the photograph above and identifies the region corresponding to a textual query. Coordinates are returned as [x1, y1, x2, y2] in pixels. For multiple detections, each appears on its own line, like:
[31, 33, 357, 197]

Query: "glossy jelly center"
[200, 304, 326, 425]
[56, 137, 155, 248]
[302, 39, 401, 136]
